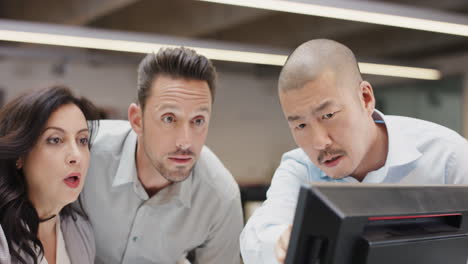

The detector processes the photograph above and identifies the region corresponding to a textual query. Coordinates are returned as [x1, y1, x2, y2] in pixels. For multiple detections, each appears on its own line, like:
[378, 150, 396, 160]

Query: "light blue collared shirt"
[240, 110, 468, 264]
[81, 120, 243, 264]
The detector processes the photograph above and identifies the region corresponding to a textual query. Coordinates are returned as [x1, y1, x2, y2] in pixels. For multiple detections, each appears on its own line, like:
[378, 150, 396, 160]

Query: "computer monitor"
[285, 183, 468, 264]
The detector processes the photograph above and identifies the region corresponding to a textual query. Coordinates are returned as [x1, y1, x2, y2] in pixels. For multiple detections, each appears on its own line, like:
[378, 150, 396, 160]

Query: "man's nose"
[310, 125, 332, 150]
[175, 124, 192, 150]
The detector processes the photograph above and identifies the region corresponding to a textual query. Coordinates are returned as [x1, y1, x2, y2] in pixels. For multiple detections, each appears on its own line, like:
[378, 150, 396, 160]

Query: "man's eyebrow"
[287, 115, 303, 122]
[195, 106, 210, 113]
[155, 104, 180, 112]
[287, 99, 336, 122]
[312, 100, 333, 114]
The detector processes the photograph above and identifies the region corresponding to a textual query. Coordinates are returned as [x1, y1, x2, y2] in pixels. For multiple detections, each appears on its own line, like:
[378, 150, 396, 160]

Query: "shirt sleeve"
[445, 137, 468, 184]
[193, 192, 244, 264]
[240, 156, 309, 264]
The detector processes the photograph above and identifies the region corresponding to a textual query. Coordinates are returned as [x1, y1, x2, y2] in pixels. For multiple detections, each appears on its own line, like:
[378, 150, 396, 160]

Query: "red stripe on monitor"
[368, 213, 461, 221]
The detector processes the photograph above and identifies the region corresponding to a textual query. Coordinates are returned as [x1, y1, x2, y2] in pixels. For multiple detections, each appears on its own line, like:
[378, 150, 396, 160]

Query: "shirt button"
[132, 236, 138, 242]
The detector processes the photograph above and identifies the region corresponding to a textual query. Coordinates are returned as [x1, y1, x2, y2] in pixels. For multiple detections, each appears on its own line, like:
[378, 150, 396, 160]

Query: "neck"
[37, 215, 57, 237]
[37, 214, 58, 264]
[135, 138, 172, 197]
[351, 121, 388, 182]
[29, 194, 62, 223]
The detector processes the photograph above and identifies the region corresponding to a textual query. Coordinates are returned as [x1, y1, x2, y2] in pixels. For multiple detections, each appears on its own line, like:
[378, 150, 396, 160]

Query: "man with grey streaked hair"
[240, 39, 468, 264]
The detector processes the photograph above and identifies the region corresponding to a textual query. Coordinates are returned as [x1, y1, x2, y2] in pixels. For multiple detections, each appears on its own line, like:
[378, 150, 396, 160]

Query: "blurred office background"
[1, 0, 467, 212]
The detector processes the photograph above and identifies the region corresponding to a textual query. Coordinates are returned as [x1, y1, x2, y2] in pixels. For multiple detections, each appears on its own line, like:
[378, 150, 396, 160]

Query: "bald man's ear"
[128, 103, 143, 136]
[359, 81, 376, 116]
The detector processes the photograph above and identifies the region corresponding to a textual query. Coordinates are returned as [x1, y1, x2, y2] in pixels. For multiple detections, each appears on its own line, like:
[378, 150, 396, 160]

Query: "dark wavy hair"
[0, 86, 99, 264]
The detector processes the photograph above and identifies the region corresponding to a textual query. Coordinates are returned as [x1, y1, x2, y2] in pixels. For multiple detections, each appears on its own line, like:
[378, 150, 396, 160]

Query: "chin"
[322, 168, 350, 179]
[327, 173, 348, 180]
[166, 172, 191, 183]
[66, 194, 81, 203]
[320, 159, 354, 180]
[61, 189, 82, 204]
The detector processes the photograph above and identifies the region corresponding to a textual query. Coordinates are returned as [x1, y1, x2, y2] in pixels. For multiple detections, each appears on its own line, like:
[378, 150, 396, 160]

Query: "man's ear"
[359, 81, 376, 116]
[128, 103, 143, 135]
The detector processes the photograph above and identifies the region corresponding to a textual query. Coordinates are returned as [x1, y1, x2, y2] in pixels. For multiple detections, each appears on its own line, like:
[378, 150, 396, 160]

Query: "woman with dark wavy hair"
[0, 86, 99, 264]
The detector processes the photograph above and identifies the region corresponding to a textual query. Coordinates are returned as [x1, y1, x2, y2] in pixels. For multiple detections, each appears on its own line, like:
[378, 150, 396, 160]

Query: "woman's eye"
[194, 118, 205, 126]
[47, 137, 62, 144]
[79, 137, 89, 145]
[162, 115, 175, 124]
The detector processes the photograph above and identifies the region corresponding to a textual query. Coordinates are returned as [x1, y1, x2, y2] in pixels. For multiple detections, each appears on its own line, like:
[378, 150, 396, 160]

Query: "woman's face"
[22, 103, 90, 211]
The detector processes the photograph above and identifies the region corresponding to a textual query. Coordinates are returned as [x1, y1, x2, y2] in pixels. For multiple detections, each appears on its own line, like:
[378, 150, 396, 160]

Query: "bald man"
[240, 39, 468, 264]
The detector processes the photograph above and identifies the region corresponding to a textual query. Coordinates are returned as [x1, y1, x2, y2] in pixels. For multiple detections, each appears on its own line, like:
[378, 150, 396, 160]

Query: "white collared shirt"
[240, 110, 468, 264]
[81, 120, 243, 264]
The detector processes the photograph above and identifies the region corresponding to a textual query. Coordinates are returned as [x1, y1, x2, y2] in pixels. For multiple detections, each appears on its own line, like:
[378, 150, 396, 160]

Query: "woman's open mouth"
[64, 173, 81, 188]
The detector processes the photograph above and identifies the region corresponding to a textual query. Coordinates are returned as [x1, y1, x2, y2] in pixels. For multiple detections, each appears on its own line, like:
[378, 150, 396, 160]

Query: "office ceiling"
[1, 0, 467, 66]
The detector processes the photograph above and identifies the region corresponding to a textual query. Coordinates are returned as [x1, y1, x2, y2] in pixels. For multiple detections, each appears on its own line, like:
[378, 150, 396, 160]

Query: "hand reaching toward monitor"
[275, 225, 292, 264]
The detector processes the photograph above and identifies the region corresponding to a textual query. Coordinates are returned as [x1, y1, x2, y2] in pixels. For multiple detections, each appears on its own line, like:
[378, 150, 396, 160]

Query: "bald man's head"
[278, 39, 362, 93]
[277, 39, 379, 181]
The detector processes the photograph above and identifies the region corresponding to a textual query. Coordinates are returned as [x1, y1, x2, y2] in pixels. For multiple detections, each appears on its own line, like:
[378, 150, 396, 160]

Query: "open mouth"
[64, 175, 80, 188]
[323, 155, 343, 167]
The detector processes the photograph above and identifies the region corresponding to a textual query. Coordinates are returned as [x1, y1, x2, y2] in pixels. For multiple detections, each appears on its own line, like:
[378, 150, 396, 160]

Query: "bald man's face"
[279, 71, 375, 179]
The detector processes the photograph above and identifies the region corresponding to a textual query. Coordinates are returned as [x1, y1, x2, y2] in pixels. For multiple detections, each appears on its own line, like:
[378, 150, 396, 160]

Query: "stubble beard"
[143, 143, 195, 183]
[154, 158, 194, 183]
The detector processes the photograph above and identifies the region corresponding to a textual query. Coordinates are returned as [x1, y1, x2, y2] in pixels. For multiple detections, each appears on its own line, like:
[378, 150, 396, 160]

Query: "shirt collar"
[141, 171, 192, 208]
[374, 109, 422, 167]
[111, 129, 192, 208]
[112, 130, 138, 187]
[174, 170, 193, 208]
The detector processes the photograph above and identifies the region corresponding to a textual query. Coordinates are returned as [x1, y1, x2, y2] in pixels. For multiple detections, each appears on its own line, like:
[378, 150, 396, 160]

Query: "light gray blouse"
[0, 213, 95, 264]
